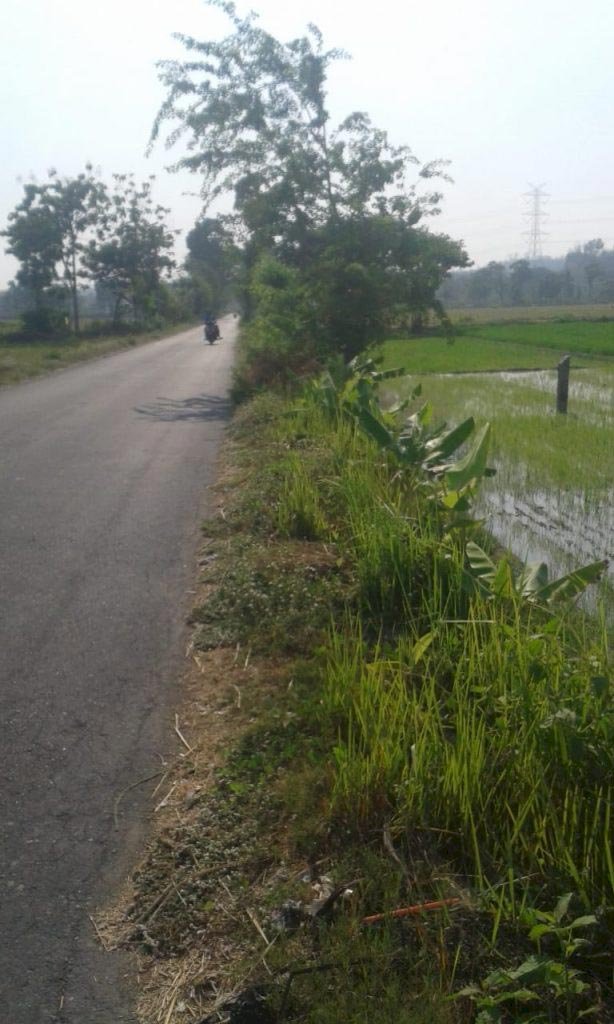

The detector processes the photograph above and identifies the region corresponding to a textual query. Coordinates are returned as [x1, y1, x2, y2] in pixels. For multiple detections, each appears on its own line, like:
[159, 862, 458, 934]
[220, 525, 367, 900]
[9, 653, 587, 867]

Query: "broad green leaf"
[518, 561, 549, 598]
[466, 541, 497, 585]
[445, 423, 491, 490]
[455, 985, 481, 998]
[507, 955, 551, 985]
[553, 892, 573, 923]
[490, 989, 540, 1005]
[444, 513, 483, 533]
[405, 401, 432, 429]
[482, 968, 512, 989]
[412, 632, 434, 664]
[569, 914, 597, 929]
[356, 408, 397, 452]
[349, 356, 377, 375]
[535, 559, 608, 604]
[398, 431, 424, 464]
[418, 401, 433, 427]
[424, 416, 475, 462]
[529, 923, 555, 941]
[492, 558, 515, 598]
[387, 398, 410, 416]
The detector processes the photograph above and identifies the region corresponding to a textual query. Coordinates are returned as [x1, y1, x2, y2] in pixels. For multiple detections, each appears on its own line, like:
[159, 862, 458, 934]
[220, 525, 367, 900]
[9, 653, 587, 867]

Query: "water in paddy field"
[473, 368, 613, 615]
[477, 482, 613, 617]
[389, 365, 614, 619]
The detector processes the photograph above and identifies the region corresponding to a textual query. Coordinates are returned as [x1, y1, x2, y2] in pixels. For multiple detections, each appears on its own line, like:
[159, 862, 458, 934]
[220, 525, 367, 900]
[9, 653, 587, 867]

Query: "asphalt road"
[0, 320, 236, 1022]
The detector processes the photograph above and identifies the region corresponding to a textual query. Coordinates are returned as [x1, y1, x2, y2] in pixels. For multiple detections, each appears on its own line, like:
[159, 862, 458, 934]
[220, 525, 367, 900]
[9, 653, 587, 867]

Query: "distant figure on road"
[203, 313, 221, 344]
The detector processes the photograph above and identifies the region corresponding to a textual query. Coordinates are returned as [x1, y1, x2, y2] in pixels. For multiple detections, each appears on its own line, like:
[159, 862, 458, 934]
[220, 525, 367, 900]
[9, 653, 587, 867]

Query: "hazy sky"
[2, 0, 614, 286]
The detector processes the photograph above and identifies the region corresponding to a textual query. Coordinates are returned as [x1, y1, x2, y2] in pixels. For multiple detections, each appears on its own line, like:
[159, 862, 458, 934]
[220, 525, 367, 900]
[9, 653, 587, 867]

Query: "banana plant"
[355, 402, 495, 512]
[308, 362, 496, 526]
[465, 540, 608, 607]
[305, 358, 409, 420]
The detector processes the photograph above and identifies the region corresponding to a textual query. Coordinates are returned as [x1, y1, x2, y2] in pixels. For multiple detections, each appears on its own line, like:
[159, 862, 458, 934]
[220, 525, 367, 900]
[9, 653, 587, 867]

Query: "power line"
[523, 183, 549, 259]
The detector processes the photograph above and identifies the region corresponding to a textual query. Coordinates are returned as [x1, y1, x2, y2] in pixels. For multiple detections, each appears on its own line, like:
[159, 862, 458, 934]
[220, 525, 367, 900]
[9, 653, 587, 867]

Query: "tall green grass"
[325, 608, 612, 904]
[275, 394, 613, 912]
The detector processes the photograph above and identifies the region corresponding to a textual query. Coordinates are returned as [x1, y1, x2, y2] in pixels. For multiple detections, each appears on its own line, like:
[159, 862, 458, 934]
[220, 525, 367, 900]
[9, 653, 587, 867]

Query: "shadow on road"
[134, 393, 232, 422]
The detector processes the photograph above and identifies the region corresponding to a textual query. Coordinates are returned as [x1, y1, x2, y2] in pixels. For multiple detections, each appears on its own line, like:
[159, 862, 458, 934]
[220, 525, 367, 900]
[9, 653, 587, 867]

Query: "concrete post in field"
[556, 354, 570, 414]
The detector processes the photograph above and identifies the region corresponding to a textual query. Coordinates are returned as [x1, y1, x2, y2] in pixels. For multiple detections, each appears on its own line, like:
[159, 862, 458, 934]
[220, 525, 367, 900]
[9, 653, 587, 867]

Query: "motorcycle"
[204, 320, 220, 345]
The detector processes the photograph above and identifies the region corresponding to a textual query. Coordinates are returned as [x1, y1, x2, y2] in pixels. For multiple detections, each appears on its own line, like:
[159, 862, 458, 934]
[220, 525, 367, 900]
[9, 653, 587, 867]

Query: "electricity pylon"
[523, 183, 549, 260]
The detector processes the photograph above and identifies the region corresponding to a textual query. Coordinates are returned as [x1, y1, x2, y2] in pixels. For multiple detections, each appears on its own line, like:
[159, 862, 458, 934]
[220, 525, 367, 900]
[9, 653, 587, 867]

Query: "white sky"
[2, 0, 614, 286]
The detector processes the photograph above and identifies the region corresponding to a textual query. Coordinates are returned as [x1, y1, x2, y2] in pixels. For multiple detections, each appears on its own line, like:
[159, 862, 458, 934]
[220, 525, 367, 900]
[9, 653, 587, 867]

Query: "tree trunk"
[113, 294, 123, 330]
[71, 249, 80, 333]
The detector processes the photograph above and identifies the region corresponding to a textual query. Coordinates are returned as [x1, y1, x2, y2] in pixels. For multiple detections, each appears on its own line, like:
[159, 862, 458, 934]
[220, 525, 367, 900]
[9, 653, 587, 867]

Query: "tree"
[85, 176, 176, 325]
[509, 259, 533, 305]
[185, 216, 239, 314]
[151, 1, 468, 357]
[3, 168, 104, 331]
[3, 195, 60, 311]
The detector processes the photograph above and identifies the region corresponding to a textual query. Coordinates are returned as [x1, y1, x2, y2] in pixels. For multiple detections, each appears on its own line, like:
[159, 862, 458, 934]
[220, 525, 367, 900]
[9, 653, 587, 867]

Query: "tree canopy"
[152, 1, 469, 365]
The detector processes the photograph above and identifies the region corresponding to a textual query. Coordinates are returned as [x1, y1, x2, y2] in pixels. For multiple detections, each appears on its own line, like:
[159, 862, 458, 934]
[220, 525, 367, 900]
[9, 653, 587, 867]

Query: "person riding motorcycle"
[203, 313, 220, 344]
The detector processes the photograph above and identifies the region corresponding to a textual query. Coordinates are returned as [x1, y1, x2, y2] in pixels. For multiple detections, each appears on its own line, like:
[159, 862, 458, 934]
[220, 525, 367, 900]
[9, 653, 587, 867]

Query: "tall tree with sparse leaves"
[152, 0, 468, 360]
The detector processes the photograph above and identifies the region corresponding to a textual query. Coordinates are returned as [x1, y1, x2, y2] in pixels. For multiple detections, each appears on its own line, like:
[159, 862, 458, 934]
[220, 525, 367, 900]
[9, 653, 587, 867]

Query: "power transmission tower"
[523, 183, 549, 260]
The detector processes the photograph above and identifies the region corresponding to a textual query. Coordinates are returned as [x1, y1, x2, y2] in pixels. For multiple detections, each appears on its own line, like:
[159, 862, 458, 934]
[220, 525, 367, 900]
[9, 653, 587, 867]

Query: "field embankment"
[111, 371, 613, 1024]
[0, 320, 197, 386]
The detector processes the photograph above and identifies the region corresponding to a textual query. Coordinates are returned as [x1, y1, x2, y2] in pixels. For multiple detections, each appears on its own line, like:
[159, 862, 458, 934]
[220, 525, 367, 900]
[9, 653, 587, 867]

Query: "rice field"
[380, 322, 614, 611]
[448, 303, 614, 324]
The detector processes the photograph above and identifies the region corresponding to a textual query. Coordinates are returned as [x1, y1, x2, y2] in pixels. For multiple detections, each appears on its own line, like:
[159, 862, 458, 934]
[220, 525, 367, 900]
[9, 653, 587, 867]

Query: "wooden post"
[556, 354, 570, 414]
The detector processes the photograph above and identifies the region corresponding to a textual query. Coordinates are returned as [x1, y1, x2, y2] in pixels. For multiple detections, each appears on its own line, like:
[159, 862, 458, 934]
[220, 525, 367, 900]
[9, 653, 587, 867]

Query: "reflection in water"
[472, 367, 612, 609]
[478, 478, 613, 616]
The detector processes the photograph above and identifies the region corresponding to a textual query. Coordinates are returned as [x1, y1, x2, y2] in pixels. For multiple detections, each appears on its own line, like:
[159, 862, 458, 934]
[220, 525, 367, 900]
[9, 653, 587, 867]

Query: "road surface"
[0, 320, 235, 1022]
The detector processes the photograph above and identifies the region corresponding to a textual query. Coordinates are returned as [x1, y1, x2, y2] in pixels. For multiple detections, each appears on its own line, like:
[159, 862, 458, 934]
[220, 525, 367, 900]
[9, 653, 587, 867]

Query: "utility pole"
[523, 183, 549, 260]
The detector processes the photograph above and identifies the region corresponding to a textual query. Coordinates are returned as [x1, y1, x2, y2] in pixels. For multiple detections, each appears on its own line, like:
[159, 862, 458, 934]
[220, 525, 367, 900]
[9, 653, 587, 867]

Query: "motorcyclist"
[202, 312, 221, 342]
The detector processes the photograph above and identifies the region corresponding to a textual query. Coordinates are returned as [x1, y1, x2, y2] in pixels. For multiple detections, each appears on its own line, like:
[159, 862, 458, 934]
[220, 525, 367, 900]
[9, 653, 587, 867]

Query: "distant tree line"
[150, 1, 469, 389]
[439, 240, 614, 308]
[2, 169, 185, 336]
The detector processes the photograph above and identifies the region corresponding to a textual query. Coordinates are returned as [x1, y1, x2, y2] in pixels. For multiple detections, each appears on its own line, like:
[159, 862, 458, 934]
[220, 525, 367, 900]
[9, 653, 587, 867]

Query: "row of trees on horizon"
[440, 241, 614, 308]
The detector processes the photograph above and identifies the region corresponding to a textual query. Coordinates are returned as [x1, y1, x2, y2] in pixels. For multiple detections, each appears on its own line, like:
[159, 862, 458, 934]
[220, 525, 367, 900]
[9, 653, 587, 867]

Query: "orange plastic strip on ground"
[361, 897, 462, 925]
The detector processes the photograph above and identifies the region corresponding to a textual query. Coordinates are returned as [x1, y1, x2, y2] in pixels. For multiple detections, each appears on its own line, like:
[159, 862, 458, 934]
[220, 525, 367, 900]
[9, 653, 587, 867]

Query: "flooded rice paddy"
[395, 364, 614, 612]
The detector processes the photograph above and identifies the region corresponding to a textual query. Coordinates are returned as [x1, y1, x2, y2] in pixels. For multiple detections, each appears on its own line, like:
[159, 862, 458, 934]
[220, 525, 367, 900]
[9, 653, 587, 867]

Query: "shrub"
[19, 308, 66, 338]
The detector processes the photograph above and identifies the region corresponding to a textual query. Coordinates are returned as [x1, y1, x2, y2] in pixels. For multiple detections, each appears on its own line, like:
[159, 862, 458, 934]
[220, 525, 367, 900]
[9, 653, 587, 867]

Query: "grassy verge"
[0, 320, 197, 386]
[109, 385, 612, 1024]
